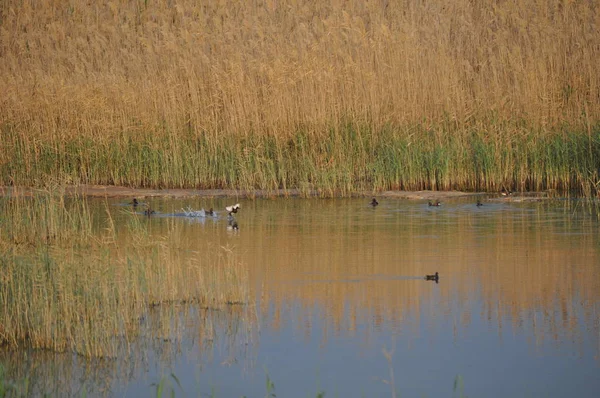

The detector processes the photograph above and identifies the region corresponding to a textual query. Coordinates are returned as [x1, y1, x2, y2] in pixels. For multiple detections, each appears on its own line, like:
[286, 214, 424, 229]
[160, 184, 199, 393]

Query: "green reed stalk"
[1, 122, 599, 196]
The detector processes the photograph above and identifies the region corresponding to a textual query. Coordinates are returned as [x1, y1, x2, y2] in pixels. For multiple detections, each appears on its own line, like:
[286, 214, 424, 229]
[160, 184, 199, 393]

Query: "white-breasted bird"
[225, 203, 240, 215]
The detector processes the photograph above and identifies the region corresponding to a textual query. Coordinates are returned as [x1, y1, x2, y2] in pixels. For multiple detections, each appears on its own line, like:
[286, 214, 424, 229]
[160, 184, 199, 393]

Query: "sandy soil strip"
[0, 185, 548, 201]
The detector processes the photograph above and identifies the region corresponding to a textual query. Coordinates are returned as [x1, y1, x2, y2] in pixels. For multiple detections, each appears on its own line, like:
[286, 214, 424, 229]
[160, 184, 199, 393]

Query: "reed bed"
[1, 1, 599, 194]
[0, 188, 249, 358]
[2, 124, 598, 195]
[0, 307, 256, 397]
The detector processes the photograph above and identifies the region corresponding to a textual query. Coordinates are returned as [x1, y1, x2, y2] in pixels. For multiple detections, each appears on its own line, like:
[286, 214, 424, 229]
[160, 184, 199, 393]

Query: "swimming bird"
[205, 208, 214, 216]
[131, 198, 139, 207]
[501, 188, 513, 196]
[225, 203, 240, 215]
[428, 201, 441, 207]
[476, 199, 483, 207]
[425, 272, 439, 282]
[144, 204, 155, 216]
[227, 219, 239, 230]
[370, 198, 379, 207]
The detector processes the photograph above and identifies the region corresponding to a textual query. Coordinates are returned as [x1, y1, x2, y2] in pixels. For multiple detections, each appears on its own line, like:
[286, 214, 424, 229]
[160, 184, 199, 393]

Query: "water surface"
[3, 197, 599, 397]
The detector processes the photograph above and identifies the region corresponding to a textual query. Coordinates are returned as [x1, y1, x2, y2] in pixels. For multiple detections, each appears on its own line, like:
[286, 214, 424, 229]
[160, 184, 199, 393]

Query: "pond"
[2, 196, 599, 397]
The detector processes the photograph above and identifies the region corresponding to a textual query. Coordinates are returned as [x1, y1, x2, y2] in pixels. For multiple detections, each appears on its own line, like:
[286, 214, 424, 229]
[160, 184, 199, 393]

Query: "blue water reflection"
[2, 196, 599, 397]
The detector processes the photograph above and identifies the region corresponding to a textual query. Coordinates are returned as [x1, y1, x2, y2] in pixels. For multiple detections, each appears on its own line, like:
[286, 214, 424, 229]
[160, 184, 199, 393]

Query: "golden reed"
[0, 1, 598, 192]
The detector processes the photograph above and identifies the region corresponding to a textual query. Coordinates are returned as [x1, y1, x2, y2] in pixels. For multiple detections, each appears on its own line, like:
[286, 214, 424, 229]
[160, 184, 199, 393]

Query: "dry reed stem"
[1, 0, 598, 140]
[0, 191, 249, 357]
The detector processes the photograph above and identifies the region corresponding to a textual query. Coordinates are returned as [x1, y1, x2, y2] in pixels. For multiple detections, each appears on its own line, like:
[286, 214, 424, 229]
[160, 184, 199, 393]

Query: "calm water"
[3, 197, 600, 397]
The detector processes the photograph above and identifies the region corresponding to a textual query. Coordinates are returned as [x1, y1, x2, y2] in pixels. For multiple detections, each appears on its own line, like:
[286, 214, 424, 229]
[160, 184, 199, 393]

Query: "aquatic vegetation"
[0, 188, 249, 358]
[1, 1, 599, 196]
[153, 373, 183, 398]
[0, 364, 29, 398]
[0, 302, 257, 397]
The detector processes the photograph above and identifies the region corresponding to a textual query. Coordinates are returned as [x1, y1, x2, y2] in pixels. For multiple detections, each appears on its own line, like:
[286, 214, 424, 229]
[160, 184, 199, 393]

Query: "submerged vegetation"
[1, 0, 599, 195]
[0, 188, 249, 358]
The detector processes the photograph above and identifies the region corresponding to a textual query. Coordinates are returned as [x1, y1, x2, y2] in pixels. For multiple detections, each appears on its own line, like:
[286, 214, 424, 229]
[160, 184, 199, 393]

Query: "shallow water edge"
[0, 184, 552, 201]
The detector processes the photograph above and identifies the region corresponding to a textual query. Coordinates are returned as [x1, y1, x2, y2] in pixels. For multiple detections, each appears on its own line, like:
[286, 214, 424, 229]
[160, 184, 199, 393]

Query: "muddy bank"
[0, 185, 549, 201]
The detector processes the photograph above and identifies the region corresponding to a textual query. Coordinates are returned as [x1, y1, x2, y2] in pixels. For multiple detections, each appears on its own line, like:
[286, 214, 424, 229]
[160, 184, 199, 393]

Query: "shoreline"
[0, 185, 551, 201]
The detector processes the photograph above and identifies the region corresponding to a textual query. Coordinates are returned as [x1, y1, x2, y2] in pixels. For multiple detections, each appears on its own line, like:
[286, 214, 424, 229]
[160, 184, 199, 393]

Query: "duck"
[205, 208, 214, 216]
[370, 198, 379, 207]
[144, 204, 155, 216]
[225, 203, 240, 215]
[476, 199, 483, 207]
[501, 188, 513, 196]
[428, 201, 441, 207]
[131, 198, 139, 207]
[425, 272, 439, 282]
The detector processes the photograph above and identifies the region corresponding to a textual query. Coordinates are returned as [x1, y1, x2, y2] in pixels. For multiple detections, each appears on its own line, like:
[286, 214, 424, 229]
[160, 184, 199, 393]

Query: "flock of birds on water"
[127, 188, 516, 285]
[369, 188, 513, 209]
[130, 197, 241, 230]
[369, 189, 513, 283]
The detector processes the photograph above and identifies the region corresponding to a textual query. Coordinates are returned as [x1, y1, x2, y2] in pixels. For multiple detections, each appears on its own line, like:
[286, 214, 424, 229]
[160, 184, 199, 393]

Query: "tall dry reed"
[1, 1, 599, 193]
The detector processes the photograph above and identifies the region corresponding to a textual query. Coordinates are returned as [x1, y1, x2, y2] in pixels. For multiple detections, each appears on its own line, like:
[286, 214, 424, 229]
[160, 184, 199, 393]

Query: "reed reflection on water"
[2, 197, 599, 397]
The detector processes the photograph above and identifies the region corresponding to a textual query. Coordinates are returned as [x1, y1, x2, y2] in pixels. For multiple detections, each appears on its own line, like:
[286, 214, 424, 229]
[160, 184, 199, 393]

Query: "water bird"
[370, 198, 379, 207]
[428, 201, 441, 207]
[501, 188, 513, 196]
[476, 199, 483, 207]
[225, 203, 240, 215]
[131, 198, 139, 207]
[227, 219, 239, 230]
[144, 204, 155, 216]
[425, 272, 439, 282]
[205, 208, 214, 216]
